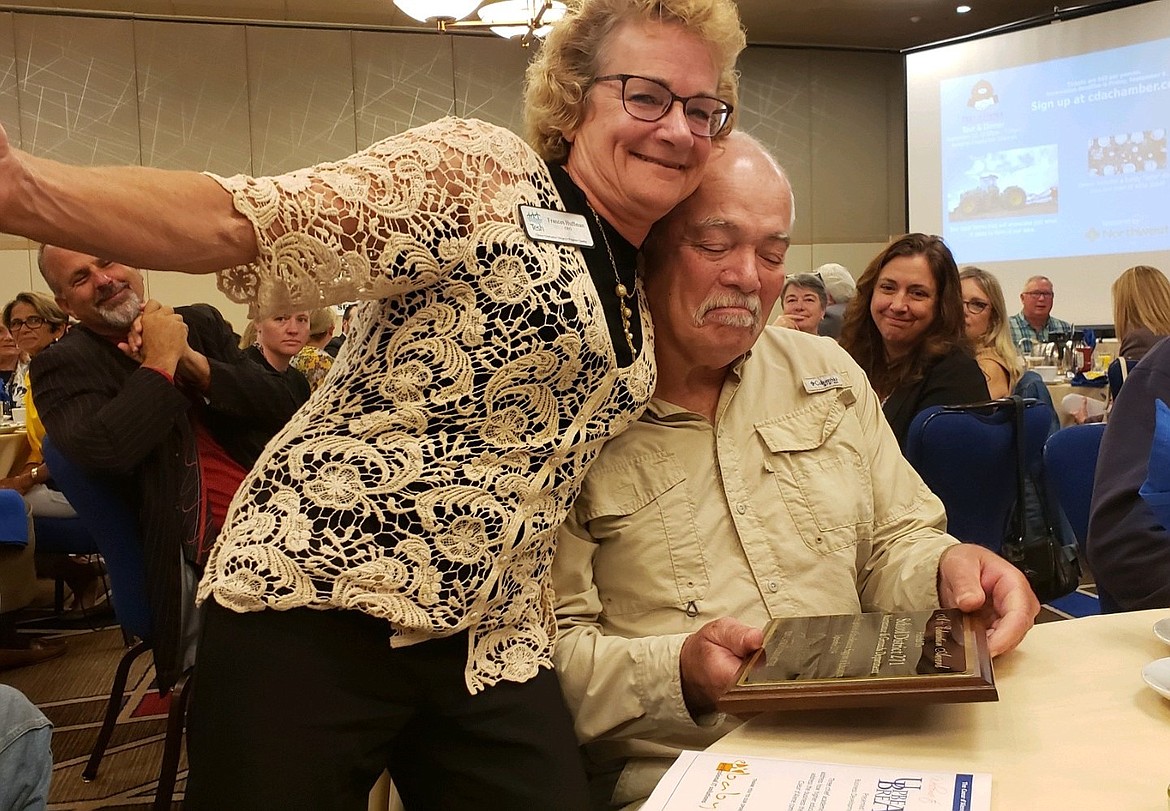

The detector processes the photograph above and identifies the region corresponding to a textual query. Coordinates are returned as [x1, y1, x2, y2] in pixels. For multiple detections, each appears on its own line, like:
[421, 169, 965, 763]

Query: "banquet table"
[0, 428, 29, 478]
[708, 609, 1170, 810]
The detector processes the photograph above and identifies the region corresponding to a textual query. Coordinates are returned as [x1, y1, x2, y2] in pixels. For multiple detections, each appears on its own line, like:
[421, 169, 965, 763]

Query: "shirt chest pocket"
[581, 452, 709, 617]
[755, 390, 874, 555]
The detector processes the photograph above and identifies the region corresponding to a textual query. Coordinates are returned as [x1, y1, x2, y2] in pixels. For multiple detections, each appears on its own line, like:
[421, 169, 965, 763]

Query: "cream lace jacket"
[200, 117, 656, 692]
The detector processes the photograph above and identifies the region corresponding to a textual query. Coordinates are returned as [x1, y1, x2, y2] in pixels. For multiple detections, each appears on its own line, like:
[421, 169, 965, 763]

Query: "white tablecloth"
[710, 610, 1170, 810]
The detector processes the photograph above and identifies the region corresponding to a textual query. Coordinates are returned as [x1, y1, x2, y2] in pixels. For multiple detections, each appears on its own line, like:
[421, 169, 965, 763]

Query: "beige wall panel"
[353, 31, 455, 146]
[886, 69, 908, 238]
[0, 14, 20, 145]
[451, 36, 532, 134]
[808, 51, 900, 244]
[810, 241, 886, 277]
[15, 15, 141, 165]
[135, 20, 252, 175]
[245, 26, 356, 175]
[736, 48, 813, 245]
[0, 248, 38, 311]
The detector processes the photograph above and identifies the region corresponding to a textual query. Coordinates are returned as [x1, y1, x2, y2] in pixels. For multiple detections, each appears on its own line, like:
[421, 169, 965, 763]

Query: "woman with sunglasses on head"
[0, 1, 745, 806]
[960, 267, 1023, 399]
[840, 234, 989, 447]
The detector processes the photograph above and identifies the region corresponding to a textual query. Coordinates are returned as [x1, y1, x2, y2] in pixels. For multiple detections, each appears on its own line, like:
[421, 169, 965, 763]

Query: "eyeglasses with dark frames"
[592, 74, 733, 138]
[1022, 290, 1054, 299]
[962, 299, 990, 315]
[8, 316, 48, 332]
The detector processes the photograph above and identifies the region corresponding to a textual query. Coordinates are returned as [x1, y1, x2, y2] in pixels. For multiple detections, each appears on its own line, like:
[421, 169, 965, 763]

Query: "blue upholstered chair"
[42, 436, 188, 810]
[904, 398, 1056, 553]
[1107, 357, 1141, 400]
[1044, 423, 1116, 613]
[1014, 370, 1060, 435]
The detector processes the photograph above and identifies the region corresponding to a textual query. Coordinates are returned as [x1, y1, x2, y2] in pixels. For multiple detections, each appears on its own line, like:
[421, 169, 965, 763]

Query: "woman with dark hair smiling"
[840, 233, 989, 445]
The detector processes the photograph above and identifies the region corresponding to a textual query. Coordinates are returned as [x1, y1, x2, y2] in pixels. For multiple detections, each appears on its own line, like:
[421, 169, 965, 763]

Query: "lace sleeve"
[209, 118, 543, 317]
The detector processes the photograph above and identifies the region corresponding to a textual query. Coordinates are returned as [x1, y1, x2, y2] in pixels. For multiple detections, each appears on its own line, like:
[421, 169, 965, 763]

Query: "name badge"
[518, 205, 594, 247]
[802, 373, 848, 393]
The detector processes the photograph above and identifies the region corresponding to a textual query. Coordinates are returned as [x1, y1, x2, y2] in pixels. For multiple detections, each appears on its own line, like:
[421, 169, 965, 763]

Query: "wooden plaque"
[716, 608, 996, 714]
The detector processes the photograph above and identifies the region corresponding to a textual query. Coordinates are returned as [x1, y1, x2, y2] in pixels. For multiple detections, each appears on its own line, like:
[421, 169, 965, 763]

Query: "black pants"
[186, 601, 590, 811]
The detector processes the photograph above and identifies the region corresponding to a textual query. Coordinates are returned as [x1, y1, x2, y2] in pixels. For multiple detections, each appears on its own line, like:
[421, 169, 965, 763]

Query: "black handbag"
[1001, 395, 1081, 603]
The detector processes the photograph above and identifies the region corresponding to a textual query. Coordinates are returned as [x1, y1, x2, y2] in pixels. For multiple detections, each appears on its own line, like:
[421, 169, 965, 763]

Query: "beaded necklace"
[585, 204, 636, 355]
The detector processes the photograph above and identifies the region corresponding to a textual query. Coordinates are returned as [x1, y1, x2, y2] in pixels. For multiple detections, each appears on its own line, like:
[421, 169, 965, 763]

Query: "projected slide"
[940, 38, 1170, 263]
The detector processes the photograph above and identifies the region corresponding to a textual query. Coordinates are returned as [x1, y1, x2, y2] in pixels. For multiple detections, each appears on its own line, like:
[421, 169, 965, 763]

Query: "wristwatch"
[28, 465, 40, 484]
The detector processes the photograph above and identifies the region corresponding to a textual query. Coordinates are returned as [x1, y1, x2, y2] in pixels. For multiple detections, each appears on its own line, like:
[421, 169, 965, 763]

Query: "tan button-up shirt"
[553, 327, 958, 808]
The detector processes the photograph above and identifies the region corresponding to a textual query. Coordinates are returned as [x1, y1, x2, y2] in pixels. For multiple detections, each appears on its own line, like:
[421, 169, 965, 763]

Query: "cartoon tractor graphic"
[956, 174, 1027, 215]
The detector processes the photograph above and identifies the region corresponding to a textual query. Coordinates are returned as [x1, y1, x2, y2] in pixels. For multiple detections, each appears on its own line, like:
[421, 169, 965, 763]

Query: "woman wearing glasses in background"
[0, 294, 103, 613]
[960, 267, 1023, 398]
[840, 234, 989, 446]
[1, 293, 66, 408]
[0, 294, 74, 517]
[0, 0, 745, 806]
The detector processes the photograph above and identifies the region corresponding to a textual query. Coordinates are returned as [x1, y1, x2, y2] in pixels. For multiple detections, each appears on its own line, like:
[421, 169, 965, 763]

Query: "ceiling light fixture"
[477, 0, 566, 40]
[394, 0, 565, 44]
[956, 5, 972, 13]
[393, 1, 482, 24]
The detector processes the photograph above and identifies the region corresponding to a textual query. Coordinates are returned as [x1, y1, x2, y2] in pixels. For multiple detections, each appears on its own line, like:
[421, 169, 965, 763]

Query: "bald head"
[647, 132, 794, 261]
[642, 132, 796, 375]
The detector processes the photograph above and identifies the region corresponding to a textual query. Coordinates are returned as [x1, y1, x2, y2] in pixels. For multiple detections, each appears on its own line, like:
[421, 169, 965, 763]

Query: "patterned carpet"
[0, 606, 185, 810]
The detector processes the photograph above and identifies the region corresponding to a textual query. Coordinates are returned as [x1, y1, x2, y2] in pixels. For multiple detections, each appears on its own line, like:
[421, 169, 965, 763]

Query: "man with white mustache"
[550, 133, 1038, 809]
[27, 245, 310, 691]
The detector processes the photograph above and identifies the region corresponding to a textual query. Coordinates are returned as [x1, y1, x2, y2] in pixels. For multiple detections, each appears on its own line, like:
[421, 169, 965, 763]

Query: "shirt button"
[768, 582, 779, 593]
[736, 503, 747, 515]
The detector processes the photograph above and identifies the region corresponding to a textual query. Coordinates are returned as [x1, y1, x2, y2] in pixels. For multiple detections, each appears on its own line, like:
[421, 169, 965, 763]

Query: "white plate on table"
[1156, 618, 1170, 647]
[1142, 657, 1170, 700]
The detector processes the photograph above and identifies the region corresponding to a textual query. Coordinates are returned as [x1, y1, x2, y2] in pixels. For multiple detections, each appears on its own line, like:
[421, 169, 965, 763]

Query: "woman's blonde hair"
[239, 321, 256, 350]
[524, 0, 746, 162]
[1112, 265, 1170, 343]
[959, 266, 1023, 391]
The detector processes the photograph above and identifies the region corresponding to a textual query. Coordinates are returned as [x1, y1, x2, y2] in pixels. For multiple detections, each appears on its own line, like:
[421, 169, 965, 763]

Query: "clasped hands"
[117, 299, 190, 372]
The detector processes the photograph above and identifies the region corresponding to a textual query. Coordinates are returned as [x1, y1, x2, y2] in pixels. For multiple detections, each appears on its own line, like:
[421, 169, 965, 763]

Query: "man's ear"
[54, 296, 77, 320]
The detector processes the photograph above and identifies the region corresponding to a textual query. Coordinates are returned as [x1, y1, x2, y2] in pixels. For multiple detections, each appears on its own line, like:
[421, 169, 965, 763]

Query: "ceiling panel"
[0, 0, 1142, 51]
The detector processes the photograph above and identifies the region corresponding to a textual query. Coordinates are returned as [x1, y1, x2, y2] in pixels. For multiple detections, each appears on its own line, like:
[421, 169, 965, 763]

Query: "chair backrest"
[1107, 357, 1141, 400]
[42, 436, 152, 640]
[1043, 423, 1107, 552]
[0, 490, 29, 547]
[904, 398, 1056, 552]
[1014, 370, 1060, 436]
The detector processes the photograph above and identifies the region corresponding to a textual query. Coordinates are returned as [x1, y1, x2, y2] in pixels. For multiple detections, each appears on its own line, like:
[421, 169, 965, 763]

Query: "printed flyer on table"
[643, 750, 990, 811]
